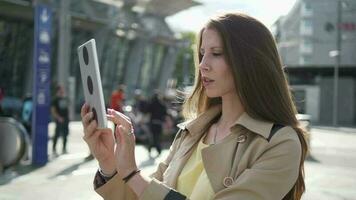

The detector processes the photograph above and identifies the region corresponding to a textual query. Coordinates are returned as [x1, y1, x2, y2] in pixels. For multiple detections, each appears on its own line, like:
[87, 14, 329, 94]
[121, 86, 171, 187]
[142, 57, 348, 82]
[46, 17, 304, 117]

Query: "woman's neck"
[219, 92, 245, 129]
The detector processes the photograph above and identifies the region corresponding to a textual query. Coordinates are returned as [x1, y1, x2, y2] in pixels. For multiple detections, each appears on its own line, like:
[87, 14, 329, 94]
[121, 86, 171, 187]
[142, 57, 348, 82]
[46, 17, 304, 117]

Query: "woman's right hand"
[81, 103, 116, 175]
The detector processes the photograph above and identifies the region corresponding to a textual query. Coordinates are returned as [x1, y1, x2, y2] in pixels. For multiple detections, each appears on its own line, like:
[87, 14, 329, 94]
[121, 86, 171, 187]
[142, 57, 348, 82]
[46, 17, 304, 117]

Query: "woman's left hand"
[107, 109, 138, 178]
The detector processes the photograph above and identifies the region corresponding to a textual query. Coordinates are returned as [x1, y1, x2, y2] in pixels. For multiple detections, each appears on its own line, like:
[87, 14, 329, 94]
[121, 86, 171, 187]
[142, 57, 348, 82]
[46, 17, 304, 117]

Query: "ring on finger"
[127, 126, 134, 136]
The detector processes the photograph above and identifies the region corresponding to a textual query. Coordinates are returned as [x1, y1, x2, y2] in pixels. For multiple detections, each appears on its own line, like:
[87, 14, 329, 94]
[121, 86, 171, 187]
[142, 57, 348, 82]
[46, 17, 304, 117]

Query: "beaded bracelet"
[122, 169, 141, 183]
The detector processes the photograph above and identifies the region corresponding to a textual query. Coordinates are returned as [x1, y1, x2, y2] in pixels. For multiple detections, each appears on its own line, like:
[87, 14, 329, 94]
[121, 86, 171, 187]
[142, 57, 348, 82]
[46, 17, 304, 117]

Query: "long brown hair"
[182, 13, 308, 200]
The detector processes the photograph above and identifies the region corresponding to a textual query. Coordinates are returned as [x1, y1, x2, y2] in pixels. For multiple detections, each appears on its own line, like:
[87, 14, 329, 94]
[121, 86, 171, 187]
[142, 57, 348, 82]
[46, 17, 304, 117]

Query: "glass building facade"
[0, 0, 198, 118]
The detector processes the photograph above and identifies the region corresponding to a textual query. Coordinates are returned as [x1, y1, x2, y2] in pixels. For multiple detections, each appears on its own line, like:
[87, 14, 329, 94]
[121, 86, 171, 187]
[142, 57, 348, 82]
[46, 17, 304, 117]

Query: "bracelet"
[99, 168, 117, 179]
[122, 169, 141, 183]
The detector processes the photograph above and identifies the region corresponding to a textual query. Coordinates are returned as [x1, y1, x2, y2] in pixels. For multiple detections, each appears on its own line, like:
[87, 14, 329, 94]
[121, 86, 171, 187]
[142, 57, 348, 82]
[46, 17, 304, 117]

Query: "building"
[0, 0, 200, 119]
[273, 0, 356, 126]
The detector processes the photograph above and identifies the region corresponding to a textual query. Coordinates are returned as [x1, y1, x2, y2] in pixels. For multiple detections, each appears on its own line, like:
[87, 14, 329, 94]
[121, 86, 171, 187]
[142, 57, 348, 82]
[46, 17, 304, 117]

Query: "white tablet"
[77, 39, 107, 129]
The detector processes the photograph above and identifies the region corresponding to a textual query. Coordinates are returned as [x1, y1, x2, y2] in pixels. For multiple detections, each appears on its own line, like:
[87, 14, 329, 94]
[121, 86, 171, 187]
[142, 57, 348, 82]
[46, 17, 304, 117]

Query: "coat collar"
[177, 105, 274, 139]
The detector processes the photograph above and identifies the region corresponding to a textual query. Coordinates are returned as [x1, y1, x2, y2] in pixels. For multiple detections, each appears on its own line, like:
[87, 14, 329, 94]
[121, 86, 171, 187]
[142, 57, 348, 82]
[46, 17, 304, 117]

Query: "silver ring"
[127, 127, 134, 136]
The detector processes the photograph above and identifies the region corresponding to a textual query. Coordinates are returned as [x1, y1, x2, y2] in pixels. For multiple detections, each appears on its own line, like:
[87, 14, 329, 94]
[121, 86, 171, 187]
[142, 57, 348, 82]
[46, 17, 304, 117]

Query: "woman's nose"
[199, 56, 210, 72]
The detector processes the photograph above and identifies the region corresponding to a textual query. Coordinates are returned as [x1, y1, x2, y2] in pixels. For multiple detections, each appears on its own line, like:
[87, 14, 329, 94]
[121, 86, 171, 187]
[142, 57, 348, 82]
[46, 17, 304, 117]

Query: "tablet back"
[77, 39, 107, 128]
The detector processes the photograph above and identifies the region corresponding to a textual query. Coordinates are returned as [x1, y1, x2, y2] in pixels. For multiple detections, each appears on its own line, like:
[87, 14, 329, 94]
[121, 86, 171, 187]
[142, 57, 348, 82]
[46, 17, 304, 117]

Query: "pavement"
[302, 127, 356, 200]
[0, 122, 355, 200]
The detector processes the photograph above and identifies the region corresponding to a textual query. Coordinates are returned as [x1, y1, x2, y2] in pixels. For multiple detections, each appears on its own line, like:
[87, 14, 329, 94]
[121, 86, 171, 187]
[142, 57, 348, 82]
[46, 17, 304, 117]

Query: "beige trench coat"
[94, 105, 302, 200]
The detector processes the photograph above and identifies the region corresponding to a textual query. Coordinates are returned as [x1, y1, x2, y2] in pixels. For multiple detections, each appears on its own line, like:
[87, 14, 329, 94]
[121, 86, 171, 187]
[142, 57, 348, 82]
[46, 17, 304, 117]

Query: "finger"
[82, 112, 93, 127]
[100, 128, 113, 135]
[107, 112, 132, 128]
[89, 130, 101, 143]
[81, 103, 90, 118]
[108, 109, 131, 122]
[84, 120, 97, 139]
[100, 128, 115, 141]
[118, 125, 134, 144]
[114, 125, 122, 144]
[100, 128, 115, 140]
[107, 108, 129, 121]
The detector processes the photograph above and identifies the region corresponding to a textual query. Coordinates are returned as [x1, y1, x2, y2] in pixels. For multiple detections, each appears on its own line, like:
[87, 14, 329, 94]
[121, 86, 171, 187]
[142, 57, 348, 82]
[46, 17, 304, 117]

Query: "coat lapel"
[166, 127, 210, 188]
[168, 105, 274, 192]
[163, 144, 193, 188]
[201, 133, 238, 192]
[175, 105, 222, 159]
[166, 106, 221, 188]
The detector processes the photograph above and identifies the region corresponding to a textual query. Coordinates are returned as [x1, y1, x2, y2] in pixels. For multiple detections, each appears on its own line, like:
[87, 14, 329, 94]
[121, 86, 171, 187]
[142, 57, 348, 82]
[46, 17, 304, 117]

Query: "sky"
[166, 0, 298, 32]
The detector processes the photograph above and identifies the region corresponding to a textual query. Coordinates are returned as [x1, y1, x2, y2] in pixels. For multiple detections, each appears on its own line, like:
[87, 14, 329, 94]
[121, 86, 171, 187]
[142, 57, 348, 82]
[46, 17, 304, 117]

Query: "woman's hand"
[81, 103, 116, 175]
[107, 109, 138, 178]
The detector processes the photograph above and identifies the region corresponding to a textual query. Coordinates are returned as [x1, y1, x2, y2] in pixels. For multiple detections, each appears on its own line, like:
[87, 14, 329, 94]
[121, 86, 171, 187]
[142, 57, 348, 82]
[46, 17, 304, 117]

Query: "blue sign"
[32, 4, 52, 165]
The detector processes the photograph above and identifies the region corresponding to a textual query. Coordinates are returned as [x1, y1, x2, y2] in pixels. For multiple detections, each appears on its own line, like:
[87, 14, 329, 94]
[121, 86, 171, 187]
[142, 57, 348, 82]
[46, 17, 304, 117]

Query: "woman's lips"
[202, 77, 214, 87]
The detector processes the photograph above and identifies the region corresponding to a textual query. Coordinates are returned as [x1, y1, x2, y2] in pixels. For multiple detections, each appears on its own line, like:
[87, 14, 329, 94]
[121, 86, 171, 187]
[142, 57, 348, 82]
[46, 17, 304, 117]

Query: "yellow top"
[176, 137, 215, 200]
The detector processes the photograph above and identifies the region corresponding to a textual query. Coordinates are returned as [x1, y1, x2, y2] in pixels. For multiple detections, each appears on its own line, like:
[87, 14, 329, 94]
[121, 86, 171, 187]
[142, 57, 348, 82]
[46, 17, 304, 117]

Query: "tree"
[174, 32, 196, 88]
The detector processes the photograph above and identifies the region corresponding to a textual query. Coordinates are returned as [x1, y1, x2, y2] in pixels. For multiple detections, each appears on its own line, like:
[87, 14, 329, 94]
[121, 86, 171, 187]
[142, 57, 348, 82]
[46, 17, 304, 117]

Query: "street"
[0, 122, 355, 200]
[302, 127, 356, 200]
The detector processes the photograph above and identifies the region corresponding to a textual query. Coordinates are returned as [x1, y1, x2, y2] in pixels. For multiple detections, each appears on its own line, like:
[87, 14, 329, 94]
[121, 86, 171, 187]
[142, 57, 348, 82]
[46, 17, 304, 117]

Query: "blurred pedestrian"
[51, 85, 69, 155]
[147, 91, 167, 156]
[110, 84, 125, 113]
[21, 94, 33, 137]
[133, 89, 149, 114]
[80, 12, 308, 200]
[131, 90, 151, 146]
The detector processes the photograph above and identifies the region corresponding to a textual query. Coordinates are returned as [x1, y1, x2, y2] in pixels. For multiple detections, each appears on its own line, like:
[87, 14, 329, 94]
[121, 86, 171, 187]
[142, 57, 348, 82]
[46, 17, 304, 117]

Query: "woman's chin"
[205, 90, 220, 98]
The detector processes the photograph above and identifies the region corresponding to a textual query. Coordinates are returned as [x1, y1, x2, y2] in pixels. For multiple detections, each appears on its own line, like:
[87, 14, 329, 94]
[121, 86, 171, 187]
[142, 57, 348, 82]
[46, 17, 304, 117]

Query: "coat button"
[237, 134, 247, 143]
[223, 177, 234, 187]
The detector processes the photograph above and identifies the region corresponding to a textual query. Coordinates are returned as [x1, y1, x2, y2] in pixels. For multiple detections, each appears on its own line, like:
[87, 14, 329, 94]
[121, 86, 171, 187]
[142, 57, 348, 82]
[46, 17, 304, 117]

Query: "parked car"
[296, 114, 311, 132]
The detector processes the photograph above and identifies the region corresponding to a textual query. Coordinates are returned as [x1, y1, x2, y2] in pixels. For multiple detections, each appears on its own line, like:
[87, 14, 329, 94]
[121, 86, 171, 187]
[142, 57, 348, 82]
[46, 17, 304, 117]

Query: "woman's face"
[199, 28, 236, 98]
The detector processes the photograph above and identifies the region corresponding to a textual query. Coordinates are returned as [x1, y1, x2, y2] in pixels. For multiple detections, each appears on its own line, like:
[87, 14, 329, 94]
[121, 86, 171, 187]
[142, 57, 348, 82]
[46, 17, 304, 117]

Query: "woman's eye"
[212, 52, 222, 56]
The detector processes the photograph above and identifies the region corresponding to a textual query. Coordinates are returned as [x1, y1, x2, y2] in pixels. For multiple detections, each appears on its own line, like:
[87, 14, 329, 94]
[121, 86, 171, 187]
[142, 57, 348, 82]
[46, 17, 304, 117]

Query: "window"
[303, 20, 312, 27]
[300, 39, 313, 54]
[300, 19, 313, 35]
[301, 1, 313, 17]
[299, 55, 312, 65]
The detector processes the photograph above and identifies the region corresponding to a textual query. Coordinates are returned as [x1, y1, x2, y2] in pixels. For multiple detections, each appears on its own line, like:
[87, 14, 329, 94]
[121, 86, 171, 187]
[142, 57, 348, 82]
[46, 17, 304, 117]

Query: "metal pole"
[332, 0, 342, 127]
[57, 0, 73, 119]
[57, 0, 71, 87]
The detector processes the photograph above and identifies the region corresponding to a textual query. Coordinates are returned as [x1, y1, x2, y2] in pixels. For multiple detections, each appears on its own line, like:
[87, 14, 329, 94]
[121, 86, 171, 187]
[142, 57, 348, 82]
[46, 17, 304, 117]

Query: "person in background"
[147, 91, 167, 157]
[51, 85, 70, 155]
[133, 89, 149, 115]
[21, 94, 33, 138]
[80, 13, 308, 200]
[110, 84, 125, 113]
[131, 90, 151, 147]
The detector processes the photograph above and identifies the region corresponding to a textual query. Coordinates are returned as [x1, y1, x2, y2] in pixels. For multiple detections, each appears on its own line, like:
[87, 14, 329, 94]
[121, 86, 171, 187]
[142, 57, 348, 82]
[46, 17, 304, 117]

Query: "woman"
[81, 13, 308, 200]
